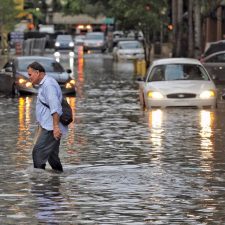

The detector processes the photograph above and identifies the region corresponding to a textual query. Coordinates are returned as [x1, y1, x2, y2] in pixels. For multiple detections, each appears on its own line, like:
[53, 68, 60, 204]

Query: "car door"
[203, 53, 225, 82]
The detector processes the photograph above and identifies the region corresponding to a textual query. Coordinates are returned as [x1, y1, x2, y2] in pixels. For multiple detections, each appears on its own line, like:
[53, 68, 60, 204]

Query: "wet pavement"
[1, 52, 225, 224]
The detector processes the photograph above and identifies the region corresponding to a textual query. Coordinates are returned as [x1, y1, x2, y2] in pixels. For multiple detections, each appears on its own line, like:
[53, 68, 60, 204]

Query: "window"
[148, 64, 209, 82]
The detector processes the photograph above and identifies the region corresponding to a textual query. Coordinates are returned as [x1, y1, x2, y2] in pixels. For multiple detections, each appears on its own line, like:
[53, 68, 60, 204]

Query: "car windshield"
[57, 35, 72, 41]
[120, 42, 142, 49]
[86, 34, 104, 40]
[18, 58, 65, 73]
[148, 64, 210, 82]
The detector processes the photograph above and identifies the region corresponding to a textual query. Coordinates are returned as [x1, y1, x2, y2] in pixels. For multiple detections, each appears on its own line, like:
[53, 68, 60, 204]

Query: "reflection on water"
[200, 110, 214, 148]
[30, 174, 64, 224]
[148, 109, 163, 146]
[199, 110, 214, 172]
[76, 47, 85, 98]
[16, 97, 34, 168]
[65, 97, 77, 156]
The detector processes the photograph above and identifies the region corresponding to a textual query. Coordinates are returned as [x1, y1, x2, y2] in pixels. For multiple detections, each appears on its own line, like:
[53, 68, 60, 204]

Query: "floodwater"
[1, 52, 225, 224]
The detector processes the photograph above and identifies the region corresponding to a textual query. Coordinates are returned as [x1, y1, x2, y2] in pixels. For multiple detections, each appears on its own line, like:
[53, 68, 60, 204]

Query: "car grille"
[167, 93, 196, 98]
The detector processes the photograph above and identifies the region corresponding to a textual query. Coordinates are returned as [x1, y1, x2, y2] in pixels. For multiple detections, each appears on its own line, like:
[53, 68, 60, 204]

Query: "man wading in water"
[27, 61, 68, 172]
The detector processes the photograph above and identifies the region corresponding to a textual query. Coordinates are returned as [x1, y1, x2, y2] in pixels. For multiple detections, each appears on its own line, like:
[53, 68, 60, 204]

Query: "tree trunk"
[176, 0, 183, 56]
[188, 0, 194, 57]
[172, 0, 177, 56]
[194, 0, 201, 58]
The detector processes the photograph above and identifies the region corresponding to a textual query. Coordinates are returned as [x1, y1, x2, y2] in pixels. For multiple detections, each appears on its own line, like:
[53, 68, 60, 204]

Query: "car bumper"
[55, 47, 74, 51]
[84, 45, 106, 51]
[145, 98, 217, 109]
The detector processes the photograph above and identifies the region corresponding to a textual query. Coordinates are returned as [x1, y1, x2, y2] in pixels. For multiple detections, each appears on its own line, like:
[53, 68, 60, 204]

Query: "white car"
[113, 40, 144, 61]
[138, 58, 217, 109]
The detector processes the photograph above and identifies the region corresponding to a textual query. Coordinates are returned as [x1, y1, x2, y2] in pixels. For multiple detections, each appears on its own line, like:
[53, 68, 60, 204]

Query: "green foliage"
[63, 0, 86, 14]
[107, 0, 168, 40]
[0, 0, 19, 32]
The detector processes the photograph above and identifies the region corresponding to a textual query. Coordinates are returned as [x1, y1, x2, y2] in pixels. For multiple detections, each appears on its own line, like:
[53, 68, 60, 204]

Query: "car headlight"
[18, 78, 33, 88]
[18, 78, 26, 84]
[55, 42, 60, 47]
[69, 42, 74, 47]
[66, 80, 75, 89]
[25, 82, 33, 88]
[147, 91, 164, 99]
[200, 90, 215, 99]
[69, 79, 76, 85]
[69, 51, 74, 57]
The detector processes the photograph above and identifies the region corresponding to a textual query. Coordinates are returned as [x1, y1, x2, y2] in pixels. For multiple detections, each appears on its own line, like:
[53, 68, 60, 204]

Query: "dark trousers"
[32, 126, 63, 172]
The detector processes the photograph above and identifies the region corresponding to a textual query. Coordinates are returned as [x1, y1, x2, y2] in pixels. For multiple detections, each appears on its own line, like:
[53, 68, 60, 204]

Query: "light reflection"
[199, 110, 214, 171]
[76, 46, 84, 97]
[65, 97, 77, 156]
[69, 52, 75, 78]
[200, 110, 214, 150]
[17, 97, 33, 167]
[53, 51, 75, 77]
[148, 110, 164, 163]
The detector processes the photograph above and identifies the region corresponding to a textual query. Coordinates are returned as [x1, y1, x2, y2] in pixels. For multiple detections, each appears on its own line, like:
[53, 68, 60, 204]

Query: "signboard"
[104, 18, 115, 25]
[10, 32, 24, 43]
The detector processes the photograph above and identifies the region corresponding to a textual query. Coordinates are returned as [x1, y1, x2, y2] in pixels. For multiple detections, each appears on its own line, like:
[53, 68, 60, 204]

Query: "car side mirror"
[66, 69, 72, 74]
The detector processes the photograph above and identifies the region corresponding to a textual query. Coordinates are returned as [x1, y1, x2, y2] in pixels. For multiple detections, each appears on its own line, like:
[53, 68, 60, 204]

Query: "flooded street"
[1, 53, 225, 224]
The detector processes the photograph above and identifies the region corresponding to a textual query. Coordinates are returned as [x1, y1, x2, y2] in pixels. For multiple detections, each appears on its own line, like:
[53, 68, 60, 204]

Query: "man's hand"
[52, 112, 62, 140]
[53, 125, 62, 140]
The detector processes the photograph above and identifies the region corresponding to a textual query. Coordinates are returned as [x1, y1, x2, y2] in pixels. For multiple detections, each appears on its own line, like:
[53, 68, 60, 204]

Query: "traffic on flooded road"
[1, 51, 225, 224]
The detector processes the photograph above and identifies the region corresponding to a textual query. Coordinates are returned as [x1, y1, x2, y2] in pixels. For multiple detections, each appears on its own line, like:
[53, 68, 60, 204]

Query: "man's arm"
[52, 112, 62, 140]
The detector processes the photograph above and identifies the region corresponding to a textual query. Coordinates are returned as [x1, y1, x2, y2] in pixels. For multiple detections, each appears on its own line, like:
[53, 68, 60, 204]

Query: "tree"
[107, 0, 168, 65]
[61, 0, 168, 65]
[171, 0, 223, 57]
[0, 0, 19, 54]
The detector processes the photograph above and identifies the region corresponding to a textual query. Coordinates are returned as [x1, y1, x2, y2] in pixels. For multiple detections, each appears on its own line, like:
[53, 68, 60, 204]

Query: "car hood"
[17, 71, 70, 83]
[118, 49, 144, 54]
[145, 80, 216, 94]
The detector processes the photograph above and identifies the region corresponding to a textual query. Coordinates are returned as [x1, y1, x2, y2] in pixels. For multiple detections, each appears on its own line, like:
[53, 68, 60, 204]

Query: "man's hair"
[27, 61, 45, 73]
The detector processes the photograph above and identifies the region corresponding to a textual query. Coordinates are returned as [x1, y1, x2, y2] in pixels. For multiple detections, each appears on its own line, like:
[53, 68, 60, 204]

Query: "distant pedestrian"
[27, 61, 68, 172]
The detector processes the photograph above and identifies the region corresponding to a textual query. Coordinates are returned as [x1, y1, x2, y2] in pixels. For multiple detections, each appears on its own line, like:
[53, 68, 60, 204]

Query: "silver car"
[83, 32, 107, 53]
[113, 40, 144, 61]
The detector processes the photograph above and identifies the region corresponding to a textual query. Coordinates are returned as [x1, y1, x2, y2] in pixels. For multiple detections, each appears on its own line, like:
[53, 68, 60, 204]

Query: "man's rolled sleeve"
[45, 82, 62, 116]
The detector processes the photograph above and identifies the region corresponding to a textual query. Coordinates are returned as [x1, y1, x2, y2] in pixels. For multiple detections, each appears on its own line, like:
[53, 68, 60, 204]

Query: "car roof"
[203, 40, 225, 57]
[203, 50, 225, 59]
[151, 58, 202, 66]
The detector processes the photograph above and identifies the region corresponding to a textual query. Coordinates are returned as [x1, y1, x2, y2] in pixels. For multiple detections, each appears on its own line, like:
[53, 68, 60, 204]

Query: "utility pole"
[0, 6, 4, 54]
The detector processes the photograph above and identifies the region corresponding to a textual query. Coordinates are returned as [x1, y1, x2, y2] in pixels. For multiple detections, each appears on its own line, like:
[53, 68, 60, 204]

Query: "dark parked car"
[1, 56, 76, 95]
[54, 34, 75, 51]
[201, 50, 225, 83]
